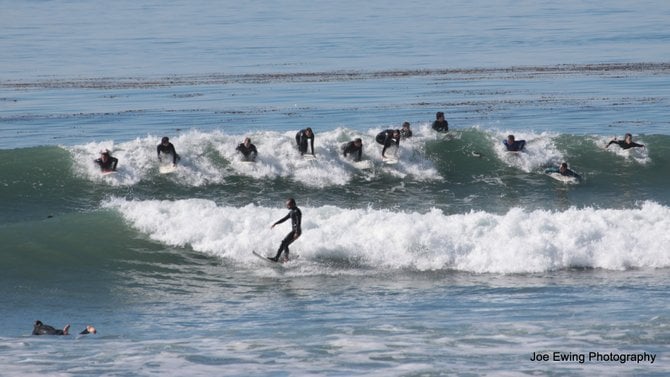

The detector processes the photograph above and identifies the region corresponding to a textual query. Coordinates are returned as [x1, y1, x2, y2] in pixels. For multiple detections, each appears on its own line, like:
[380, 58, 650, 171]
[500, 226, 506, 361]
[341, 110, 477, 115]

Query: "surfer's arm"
[111, 157, 118, 171]
[272, 213, 291, 228]
[310, 136, 315, 155]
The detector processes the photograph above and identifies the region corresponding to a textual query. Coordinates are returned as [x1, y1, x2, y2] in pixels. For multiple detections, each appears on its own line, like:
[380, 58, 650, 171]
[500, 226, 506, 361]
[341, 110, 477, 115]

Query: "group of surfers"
[503, 132, 645, 180]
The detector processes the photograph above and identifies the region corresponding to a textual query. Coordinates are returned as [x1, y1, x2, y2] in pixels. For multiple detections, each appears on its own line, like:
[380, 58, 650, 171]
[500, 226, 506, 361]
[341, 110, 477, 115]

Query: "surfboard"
[252, 250, 299, 264]
[159, 164, 177, 174]
[302, 154, 317, 161]
[383, 156, 399, 165]
[101, 170, 117, 175]
[546, 172, 580, 184]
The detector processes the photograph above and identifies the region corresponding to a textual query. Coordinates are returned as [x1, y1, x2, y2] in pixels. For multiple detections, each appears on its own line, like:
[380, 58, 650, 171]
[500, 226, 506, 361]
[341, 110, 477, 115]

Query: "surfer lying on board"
[157, 136, 180, 166]
[606, 133, 645, 150]
[94, 150, 118, 172]
[375, 129, 400, 158]
[342, 138, 363, 162]
[432, 111, 449, 132]
[503, 134, 526, 152]
[295, 128, 315, 156]
[236, 137, 258, 161]
[32, 320, 97, 336]
[545, 162, 581, 180]
[269, 198, 302, 262]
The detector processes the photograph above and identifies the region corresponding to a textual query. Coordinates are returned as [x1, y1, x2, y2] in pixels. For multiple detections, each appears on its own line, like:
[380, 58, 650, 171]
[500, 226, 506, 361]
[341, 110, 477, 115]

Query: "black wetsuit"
[607, 140, 644, 150]
[375, 130, 400, 157]
[545, 167, 581, 180]
[32, 321, 65, 335]
[342, 141, 363, 161]
[400, 128, 412, 139]
[503, 139, 526, 152]
[272, 206, 302, 261]
[295, 129, 314, 155]
[432, 119, 449, 132]
[236, 143, 258, 161]
[157, 142, 180, 164]
[95, 156, 118, 171]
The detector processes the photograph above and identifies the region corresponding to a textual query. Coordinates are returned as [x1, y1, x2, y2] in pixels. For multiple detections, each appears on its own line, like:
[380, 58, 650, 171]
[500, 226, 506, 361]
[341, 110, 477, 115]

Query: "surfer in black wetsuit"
[94, 150, 118, 172]
[432, 111, 449, 132]
[606, 133, 645, 150]
[295, 128, 315, 156]
[545, 162, 581, 180]
[32, 320, 70, 335]
[342, 138, 363, 161]
[503, 134, 526, 152]
[236, 137, 258, 161]
[375, 129, 400, 158]
[269, 198, 302, 262]
[157, 136, 180, 166]
[32, 320, 97, 335]
[400, 121, 412, 139]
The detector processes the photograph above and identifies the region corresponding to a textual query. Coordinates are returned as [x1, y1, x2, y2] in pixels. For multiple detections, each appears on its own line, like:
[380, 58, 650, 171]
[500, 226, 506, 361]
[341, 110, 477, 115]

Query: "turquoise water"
[1, 1, 670, 376]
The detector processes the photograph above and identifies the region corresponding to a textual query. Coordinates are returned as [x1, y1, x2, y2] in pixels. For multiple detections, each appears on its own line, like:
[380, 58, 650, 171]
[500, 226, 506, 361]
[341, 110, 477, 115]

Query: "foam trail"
[105, 198, 670, 274]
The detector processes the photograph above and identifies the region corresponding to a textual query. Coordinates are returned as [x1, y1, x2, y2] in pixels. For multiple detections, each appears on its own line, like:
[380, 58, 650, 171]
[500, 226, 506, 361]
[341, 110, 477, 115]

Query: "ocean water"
[1, 1, 670, 376]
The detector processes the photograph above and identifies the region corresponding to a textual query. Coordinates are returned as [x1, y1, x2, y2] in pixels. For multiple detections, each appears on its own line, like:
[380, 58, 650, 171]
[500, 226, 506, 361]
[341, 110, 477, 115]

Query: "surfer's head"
[286, 198, 296, 209]
[161, 136, 169, 145]
[436, 111, 444, 120]
[354, 138, 362, 146]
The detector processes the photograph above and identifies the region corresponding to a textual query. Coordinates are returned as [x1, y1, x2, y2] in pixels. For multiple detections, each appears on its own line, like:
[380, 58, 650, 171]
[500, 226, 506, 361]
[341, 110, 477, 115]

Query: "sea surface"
[1, 1, 669, 376]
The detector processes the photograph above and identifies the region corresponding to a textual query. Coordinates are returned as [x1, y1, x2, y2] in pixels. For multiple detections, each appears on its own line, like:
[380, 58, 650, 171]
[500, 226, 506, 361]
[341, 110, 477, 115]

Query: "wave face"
[2, 128, 669, 224]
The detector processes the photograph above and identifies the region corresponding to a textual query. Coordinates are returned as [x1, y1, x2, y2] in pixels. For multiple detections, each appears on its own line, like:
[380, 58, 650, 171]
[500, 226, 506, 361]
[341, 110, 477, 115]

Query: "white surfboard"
[252, 250, 299, 265]
[383, 156, 399, 165]
[159, 164, 177, 174]
[546, 172, 580, 184]
[101, 170, 117, 175]
[302, 154, 317, 161]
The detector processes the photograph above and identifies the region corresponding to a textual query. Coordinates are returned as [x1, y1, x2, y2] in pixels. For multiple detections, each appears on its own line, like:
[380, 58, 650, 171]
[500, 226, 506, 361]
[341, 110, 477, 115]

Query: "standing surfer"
[375, 129, 401, 158]
[269, 198, 302, 262]
[295, 128, 315, 156]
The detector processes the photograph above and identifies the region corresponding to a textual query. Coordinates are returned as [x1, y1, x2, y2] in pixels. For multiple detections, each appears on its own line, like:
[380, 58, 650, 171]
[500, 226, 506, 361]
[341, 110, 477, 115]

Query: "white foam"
[492, 131, 563, 173]
[67, 128, 441, 187]
[597, 135, 650, 164]
[104, 198, 670, 274]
